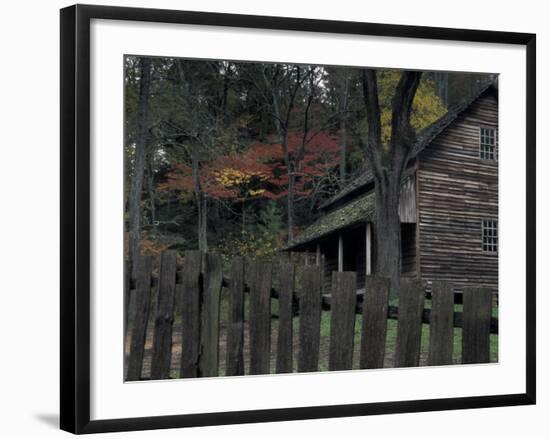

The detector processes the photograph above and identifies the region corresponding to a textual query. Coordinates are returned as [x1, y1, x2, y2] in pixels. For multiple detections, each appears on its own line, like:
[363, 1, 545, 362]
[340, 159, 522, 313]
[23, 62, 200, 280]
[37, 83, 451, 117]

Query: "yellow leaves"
[361, 69, 447, 146]
[214, 167, 268, 198]
[248, 189, 265, 196]
[215, 168, 267, 188]
[215, 168, 247, 187]
[380, 108, 393, 145]
[411, 90, 446, 131]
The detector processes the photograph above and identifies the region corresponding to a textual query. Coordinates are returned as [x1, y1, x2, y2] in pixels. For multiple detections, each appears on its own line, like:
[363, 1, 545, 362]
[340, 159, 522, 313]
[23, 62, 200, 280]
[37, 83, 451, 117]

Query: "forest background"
[124, 57, 491, 267]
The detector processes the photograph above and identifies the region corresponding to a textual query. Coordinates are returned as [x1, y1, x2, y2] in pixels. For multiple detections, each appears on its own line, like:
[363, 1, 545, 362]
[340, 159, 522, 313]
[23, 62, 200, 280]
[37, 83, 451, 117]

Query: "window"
[479, 127, 497, 160]
[482, 219, 498, 253]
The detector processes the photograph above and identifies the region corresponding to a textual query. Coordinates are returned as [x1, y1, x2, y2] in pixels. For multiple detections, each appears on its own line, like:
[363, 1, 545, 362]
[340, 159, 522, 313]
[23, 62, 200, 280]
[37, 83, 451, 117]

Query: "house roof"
[320, 81, 497, 211]
[285, 190, 376, 250]
[318, 163, 375, 210]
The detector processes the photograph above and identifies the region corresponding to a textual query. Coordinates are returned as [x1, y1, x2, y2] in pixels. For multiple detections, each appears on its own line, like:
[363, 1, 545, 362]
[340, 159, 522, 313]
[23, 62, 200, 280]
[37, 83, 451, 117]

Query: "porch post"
[338, 234, 343, 272]
[316, 243, 321, 266]
[366, 222, 372, 275]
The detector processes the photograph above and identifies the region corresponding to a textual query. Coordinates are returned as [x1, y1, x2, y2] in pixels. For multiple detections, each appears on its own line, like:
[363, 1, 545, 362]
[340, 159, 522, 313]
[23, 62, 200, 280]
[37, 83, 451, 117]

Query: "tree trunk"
[339, 74, 350, 188]
[361, 69, 421, 298]
[263, 66, 301, 245]
[374, 172, 402, 298]
[242, 199, 246, 236]
[438, 72, 448, 107]
[199, 194, 208, 252]
[339, 122, 347, 188]
[147, 157, 156, 228]
[287, 172, 294, 242]
[192, 141, 208, 252]
[269, 84, 294, 243]
[128, 57, 151, 273]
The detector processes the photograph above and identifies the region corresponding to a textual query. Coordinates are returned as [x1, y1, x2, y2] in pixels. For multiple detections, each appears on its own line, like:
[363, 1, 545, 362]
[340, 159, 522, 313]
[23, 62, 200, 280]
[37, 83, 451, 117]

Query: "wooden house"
[285, 82, 498, 296]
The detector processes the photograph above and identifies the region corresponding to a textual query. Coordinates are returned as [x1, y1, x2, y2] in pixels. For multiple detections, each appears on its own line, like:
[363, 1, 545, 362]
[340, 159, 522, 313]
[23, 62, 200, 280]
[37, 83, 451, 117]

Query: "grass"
[314, 299, 499, 371]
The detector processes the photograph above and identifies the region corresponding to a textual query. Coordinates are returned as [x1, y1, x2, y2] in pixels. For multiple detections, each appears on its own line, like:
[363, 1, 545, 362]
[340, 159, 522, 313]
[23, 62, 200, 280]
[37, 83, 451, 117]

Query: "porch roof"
[285, 190, 376, 250]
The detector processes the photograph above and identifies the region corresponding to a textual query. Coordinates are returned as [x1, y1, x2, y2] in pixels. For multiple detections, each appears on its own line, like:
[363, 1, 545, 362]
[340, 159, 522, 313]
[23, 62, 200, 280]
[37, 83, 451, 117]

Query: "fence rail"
[125, 251, 497, 381]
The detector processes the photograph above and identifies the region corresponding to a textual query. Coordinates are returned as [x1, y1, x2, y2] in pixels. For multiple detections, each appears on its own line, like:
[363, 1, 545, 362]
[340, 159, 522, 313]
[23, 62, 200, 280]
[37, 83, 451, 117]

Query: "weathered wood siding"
[399, 175, 417, 223]
[401, 223, 417, 275]
[417, 88, 498, 295]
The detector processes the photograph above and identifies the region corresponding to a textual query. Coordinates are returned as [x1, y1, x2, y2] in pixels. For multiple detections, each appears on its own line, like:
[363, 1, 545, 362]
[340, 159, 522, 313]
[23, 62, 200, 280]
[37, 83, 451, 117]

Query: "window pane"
[482, 219, 498, 253]
[480, 127, 497, 161]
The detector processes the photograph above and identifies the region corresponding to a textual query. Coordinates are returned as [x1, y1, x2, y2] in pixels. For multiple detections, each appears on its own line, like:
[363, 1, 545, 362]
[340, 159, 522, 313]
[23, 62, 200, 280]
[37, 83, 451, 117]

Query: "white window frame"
[481, 219, 498, 253]
[479, 126, 498, 161]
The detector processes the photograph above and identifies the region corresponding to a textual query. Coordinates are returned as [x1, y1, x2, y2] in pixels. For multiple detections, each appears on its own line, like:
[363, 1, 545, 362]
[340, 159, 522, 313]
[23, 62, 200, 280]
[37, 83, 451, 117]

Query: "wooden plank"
[179, 251, 202, 378]
[428, 280, 455, 366]
[360, 276, 390, 369]
[298, 266, 322, 372]
[249, 260, 272, 375]
[226, 257, 245, 376]
[399, 175, 417, 223]
[328, 272, 357, 371]
[150, 250, 177, 380]
[124, 262, 131, 339]
[462, 287, 492, 364]
[276, 262, 295, 374]
[126, 256, 153, 381]
[394, 278, 425, 368]
[198, 253, 223, 377]
[125, 289, 137, 341]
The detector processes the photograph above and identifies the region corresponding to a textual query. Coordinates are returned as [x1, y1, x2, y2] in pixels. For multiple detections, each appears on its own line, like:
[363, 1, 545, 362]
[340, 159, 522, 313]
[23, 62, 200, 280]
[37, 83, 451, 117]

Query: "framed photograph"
[60, 4, 536, 434]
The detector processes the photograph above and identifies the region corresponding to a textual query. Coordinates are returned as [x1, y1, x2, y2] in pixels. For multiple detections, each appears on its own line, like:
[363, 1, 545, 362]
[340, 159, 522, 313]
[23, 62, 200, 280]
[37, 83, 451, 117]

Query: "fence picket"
[462, 287, 492, 364]
[226, 256, 245, 376]
[298, 266, 322, 372]
[124, 262, 131, 339]
[125, 250, 496, 380]
[249, 260, 272, 375]
[276, 262, 295, 374]
[428, 281, 455, 366]
[150, 250, 177, 380]
[329, 272, 357, 371]
[360, 276, 390, 369]
[179, 251, 202, 378]
[126, 256, 153, 381]
[395, 278, 425, 368]
[198, 253, 223, 377]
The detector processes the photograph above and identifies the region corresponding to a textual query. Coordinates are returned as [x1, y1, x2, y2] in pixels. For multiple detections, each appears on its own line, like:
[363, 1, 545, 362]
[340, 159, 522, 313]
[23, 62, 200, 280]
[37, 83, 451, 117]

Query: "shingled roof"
[320, 81, 496, 211]
[285, 191, 376, 250]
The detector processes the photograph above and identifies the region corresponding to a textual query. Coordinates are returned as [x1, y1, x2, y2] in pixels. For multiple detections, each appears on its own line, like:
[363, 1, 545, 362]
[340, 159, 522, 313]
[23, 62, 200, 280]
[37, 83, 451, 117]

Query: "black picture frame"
[60, 4, 536, 434]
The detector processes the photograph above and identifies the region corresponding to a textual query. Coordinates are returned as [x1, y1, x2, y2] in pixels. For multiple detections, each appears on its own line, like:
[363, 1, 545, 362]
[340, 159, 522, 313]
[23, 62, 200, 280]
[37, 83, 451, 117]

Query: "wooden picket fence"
[125, 250, 498, 381]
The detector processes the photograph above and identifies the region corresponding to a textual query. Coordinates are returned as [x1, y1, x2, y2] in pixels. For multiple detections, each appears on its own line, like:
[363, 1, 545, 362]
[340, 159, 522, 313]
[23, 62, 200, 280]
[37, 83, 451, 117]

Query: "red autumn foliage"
[161, 130, 340, 201]
[252, 130, 341, 198]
